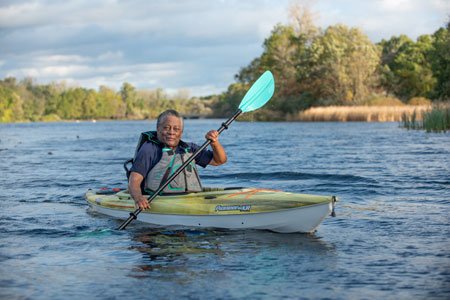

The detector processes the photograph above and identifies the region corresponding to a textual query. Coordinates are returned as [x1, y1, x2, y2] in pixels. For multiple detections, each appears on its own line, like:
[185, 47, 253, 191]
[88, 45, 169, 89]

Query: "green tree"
[211, 83, 246, 117]
[379, 34, 437, 100]
[0, 83, 23, 122]
[57, 88, 87, 119]
[136, 88, 169, 118]
[260, 25, 306, 113]
[43, 82, 66, 117]
[235, 9, 380, 112]
[396, 35, 435, 99]
[236, 22, 319, 114]
[429, 24, 450, 99]
[19, 78, 47, 121]
[98, 86, 124, 119]
[120, 82, 138, 117]
[378, 34, 413, 96]
[82, 89, 98, 118]
[310, 24, 380, 104]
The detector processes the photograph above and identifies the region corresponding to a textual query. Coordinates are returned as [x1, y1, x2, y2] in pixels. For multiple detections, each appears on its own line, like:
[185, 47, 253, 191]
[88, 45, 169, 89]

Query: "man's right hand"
[128, 171, 150, 210]
[134, 195, 150, 210]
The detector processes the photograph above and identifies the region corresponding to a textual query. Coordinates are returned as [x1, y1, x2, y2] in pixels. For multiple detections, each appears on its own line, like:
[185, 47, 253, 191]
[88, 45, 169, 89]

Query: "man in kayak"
[128, 109, 227, 210]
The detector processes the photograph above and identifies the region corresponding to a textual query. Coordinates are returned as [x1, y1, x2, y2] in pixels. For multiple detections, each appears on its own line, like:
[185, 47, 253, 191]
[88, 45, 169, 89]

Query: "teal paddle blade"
[238, 70, 275, 113]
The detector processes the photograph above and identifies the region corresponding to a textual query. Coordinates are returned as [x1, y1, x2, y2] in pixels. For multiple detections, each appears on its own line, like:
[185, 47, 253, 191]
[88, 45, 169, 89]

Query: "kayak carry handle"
[331, 196, 337, 217]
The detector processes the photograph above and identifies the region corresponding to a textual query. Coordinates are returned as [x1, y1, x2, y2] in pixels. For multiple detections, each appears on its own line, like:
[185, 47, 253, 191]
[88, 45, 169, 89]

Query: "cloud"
[0, 0, 448, 96]
[35, 54, 89, 64]
[316, 0, 449, 41]
[378, 0, 415, 12]
[97, 51, 124, 61]
[0, 0, 288, 95]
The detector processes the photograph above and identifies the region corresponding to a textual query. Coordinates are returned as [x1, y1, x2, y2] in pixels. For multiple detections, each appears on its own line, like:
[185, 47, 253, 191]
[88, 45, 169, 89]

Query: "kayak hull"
[85, 188, 336, 233]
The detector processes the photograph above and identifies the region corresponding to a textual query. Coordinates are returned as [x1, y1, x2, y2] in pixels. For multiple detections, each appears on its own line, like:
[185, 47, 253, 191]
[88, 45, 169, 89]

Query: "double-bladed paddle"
[118, 70, 275, 230]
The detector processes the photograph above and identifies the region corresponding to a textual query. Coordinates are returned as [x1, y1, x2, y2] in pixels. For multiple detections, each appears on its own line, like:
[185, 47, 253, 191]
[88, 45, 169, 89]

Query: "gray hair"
[156, 109, 183, 129]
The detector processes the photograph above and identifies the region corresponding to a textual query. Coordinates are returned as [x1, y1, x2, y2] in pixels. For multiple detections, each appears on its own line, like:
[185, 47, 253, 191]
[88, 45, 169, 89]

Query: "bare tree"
[288, 0, 320, 38]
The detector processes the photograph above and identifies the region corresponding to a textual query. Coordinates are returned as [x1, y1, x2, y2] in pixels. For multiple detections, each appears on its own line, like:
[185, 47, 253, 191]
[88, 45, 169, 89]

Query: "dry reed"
[295, 105, 431, 122]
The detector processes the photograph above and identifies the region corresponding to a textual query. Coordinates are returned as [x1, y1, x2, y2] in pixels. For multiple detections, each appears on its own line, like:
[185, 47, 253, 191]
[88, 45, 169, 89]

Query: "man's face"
[157, 115, 183, 149]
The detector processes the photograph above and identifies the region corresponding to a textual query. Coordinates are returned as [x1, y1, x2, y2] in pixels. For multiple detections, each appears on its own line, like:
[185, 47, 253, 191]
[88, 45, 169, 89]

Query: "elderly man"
[128, 109, 227, 210]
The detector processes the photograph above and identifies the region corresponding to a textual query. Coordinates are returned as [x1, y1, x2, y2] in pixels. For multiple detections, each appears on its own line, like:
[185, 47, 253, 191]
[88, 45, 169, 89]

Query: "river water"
[0, 120, 449, 299]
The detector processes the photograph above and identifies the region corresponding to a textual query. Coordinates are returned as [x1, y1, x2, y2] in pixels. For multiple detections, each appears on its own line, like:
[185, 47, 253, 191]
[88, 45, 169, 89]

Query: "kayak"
[85, 187, 336, 233]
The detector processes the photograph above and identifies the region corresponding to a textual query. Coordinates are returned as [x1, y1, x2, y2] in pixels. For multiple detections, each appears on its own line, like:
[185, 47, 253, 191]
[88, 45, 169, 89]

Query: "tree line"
[1, 7, 449, 122]
[213, 12, 449, 120]
[0, 78, 212, 122]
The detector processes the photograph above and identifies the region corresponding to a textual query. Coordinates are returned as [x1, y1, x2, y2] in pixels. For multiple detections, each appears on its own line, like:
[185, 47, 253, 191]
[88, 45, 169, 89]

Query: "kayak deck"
[86, 187, 333, 215]
[85, 187, 336, 233]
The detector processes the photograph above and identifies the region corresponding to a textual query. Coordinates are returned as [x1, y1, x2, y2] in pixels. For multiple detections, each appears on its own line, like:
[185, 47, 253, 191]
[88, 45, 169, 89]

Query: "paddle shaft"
[117, 109, 243, 230]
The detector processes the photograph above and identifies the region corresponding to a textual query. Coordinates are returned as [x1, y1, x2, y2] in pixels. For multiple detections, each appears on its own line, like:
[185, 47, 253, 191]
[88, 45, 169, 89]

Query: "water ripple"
[203, 171, 377, 183]
[0, 121, 448, 300]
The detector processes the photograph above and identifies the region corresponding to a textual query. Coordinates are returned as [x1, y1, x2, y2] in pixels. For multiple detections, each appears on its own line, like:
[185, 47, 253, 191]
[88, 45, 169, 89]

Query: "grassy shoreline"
[402, 104, 450, 132]
[292, 105, 431, 122]
[3, 105, 449, 127]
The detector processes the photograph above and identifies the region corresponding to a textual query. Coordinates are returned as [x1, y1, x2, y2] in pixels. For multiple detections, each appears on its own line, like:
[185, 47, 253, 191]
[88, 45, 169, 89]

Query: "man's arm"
[128, 171, 150, 209]
[205, 130, 227, 166]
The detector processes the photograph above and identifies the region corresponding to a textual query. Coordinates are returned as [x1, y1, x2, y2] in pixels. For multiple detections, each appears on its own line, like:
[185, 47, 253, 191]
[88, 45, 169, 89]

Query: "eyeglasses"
[161, 125, 182, 134]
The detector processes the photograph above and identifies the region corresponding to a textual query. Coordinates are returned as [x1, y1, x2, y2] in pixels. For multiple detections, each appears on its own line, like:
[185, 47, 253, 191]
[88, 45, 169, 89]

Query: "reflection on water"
[130, 229, 223, 280]
[132, 229, 223, 258]
[128, 227, 336, 286]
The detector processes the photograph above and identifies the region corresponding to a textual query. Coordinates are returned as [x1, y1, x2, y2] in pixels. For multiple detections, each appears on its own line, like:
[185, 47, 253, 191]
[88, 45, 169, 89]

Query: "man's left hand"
[206, 130, 219, 144]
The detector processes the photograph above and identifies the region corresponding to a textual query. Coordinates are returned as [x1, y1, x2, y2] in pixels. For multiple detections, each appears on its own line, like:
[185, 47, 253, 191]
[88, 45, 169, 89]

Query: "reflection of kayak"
[85, 187, 337, 233]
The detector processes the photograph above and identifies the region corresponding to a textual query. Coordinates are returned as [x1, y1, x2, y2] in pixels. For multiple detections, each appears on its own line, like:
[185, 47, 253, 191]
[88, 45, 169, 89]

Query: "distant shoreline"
[0, 105, 434, 124]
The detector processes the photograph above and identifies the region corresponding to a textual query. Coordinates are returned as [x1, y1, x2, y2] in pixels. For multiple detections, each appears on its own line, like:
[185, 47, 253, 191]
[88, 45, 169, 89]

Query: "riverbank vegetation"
[0, 79, 212, 122]
[402, 103, 450, 132]
[0, 4, 449, 124]
[296, 105, 431, 122]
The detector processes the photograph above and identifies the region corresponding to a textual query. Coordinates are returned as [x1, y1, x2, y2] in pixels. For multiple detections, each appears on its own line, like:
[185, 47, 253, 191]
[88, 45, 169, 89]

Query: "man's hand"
[134, 195, 150, 210]
[129, 171, 150, 210]
[205, 130, 220, 144]
[205, 129, 227, 166]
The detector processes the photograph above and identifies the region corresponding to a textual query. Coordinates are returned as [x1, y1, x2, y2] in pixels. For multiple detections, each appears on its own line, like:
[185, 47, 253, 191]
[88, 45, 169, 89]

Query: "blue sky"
[0, 0, 448, 96]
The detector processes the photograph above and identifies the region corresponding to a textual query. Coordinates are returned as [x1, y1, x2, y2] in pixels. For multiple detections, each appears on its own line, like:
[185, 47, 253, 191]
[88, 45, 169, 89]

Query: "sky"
[0, 0, 449, 97]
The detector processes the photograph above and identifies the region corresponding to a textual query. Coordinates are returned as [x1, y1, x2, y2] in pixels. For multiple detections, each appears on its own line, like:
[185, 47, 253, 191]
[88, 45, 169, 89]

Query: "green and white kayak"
[85, 187, 336, 233]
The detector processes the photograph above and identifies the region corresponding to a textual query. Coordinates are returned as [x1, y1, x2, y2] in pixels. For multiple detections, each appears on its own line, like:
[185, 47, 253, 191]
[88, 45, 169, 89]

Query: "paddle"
[117, 70, 275, 230]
